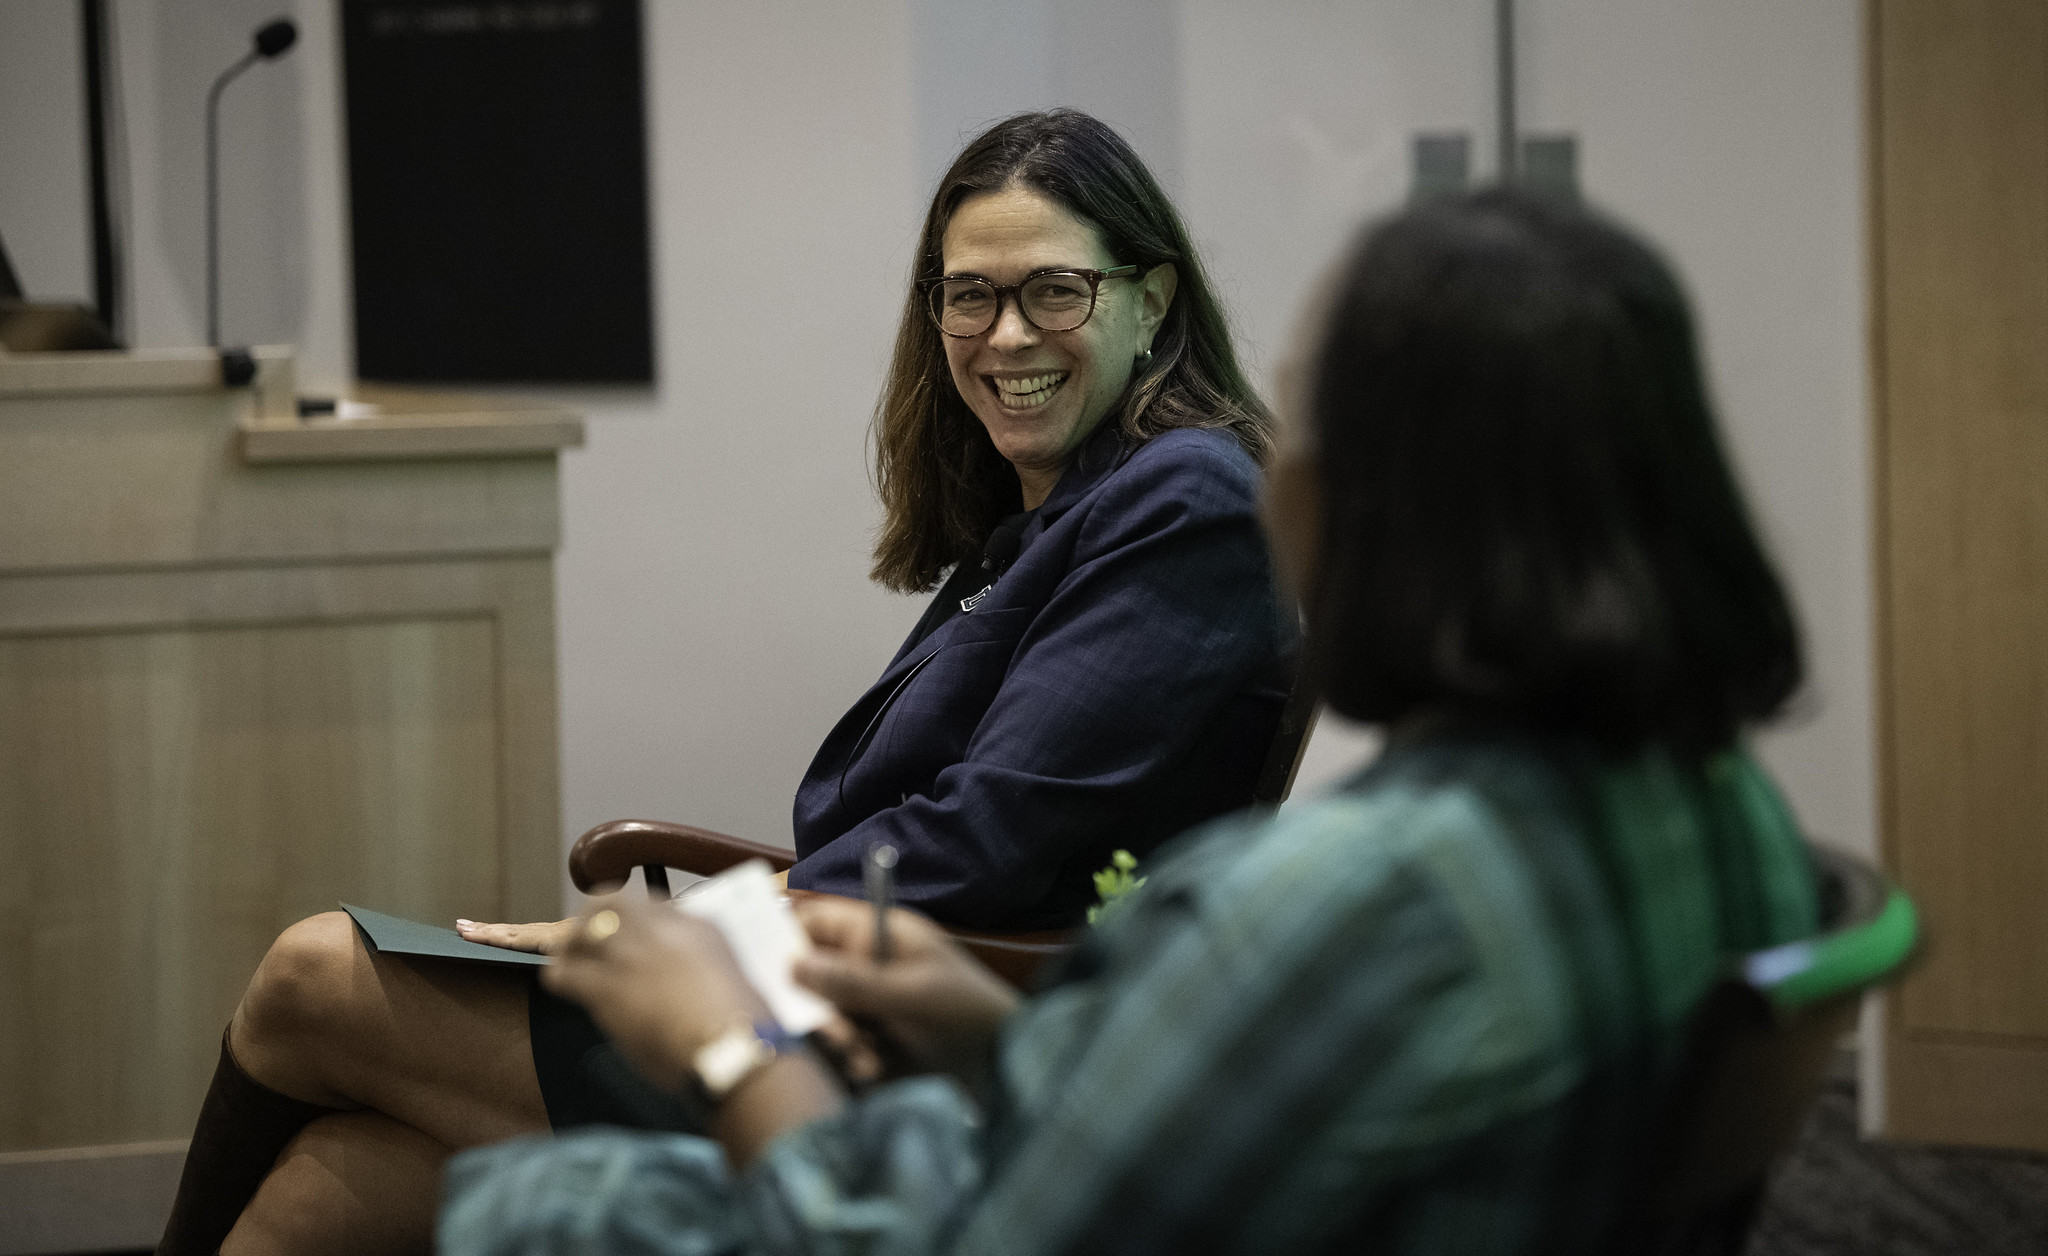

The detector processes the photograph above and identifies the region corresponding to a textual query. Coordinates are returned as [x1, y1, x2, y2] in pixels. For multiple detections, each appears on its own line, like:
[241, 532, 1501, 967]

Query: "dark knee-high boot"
[155, 1028, 341, 1256]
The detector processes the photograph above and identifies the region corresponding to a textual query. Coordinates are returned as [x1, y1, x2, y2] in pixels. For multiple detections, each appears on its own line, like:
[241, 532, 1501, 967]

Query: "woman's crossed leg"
[170, 910, 551, 1256]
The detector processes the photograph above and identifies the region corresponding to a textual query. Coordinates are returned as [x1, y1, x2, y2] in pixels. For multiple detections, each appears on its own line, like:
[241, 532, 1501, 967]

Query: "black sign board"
[342, 1, 653, 383]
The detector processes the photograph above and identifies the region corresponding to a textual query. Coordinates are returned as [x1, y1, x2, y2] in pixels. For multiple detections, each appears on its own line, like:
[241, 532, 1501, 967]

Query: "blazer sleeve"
[787, 435, 1285, 927]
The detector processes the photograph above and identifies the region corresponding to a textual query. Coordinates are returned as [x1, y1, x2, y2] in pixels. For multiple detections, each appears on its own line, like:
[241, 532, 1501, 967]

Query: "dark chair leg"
[642, 863, 672, 899]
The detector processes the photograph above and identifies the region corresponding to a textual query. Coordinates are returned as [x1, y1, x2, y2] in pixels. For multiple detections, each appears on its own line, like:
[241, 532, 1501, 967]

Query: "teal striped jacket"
[440, 729, 1818, 1255]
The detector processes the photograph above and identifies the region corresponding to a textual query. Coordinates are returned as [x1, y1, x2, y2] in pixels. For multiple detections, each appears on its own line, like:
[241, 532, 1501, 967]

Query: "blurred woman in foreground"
[441, 189, 1820, 1255]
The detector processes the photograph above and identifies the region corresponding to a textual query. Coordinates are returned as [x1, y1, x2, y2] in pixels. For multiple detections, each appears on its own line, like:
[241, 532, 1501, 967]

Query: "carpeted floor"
[1746, 1078, 2048, 1256]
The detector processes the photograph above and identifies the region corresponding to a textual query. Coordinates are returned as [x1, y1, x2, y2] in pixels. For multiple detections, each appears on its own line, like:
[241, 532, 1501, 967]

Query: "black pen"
[864, 843, 898, 963]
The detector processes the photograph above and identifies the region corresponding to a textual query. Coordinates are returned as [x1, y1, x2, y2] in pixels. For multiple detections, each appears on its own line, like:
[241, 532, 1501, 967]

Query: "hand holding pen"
[791, 884, 1021, 1086]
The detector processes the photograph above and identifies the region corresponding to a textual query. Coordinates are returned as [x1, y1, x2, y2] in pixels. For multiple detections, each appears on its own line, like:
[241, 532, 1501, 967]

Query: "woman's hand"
[454, 917, 579, 955]
[791, 897, 1020, 1083]
[540, 895, 770, 1093]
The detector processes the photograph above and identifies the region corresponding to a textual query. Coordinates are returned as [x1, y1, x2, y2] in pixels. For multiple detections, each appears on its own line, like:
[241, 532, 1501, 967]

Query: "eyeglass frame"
[918, 264, 1142, 338]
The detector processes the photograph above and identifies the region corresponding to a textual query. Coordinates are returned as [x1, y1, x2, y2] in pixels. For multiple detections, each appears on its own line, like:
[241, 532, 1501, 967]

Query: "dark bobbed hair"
[1305, 190, 1802, 753]
[870, 109, 1273, 593]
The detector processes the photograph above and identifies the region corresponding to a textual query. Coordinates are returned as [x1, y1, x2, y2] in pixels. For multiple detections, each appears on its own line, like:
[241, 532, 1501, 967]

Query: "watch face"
[695, 1025, 776, 1098]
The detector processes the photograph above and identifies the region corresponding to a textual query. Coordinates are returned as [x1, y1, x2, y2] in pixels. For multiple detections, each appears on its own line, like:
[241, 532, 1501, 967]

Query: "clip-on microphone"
[961, 520, 1024, 614]
[981, 521, 1024, 576]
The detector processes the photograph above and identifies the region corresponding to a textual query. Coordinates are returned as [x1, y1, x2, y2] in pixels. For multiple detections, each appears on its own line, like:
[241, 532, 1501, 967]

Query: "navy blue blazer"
[787, 423, 1293, 929]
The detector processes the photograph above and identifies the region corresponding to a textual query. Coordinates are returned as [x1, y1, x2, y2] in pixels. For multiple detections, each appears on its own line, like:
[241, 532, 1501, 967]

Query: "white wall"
[0, 1, 1871, 873]
[0, 1, 92, 303]
[552, 2, 923, 849]
[1191, 3, 1871, 860]
[912, 0, 1184, 193]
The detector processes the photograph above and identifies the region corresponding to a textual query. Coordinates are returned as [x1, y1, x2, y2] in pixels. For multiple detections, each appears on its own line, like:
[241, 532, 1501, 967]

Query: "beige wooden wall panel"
[0, 556, 565, 923]
[0, 553, 562, 1158]
[0, 616, 498, 1152]
[1872, 0, 2048, 1150]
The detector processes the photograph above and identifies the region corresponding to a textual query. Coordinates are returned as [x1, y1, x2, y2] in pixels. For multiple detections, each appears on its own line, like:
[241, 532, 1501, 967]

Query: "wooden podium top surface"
[0, 347, 583, 572]
[0, 346, 585, 463]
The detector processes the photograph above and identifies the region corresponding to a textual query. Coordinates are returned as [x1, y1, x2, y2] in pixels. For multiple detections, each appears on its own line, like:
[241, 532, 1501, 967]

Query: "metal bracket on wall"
[1415, 0, 1580, 206]
[1520, 135, 1580, 200]
[1412, 133, 1473, 201]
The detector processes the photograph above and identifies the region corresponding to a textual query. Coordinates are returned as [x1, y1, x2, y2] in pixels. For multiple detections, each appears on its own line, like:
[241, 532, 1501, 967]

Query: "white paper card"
[672, 859, 834, 1035]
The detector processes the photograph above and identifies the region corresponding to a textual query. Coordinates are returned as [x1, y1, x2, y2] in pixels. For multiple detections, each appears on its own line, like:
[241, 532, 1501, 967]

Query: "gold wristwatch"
[692, 1020, 799, 1103]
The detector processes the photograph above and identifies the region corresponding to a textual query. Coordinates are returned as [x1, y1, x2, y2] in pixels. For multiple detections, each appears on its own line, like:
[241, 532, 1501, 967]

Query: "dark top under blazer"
[787, 423, 1293, 930]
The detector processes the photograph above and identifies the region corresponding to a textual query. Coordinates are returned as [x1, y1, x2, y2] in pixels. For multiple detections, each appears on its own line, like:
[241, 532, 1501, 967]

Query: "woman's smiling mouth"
[990, 371, 1069, 410]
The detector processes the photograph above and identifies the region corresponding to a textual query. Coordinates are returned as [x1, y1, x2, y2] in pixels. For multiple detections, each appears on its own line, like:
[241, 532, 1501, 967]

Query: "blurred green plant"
[1087, 849, 1147, 926]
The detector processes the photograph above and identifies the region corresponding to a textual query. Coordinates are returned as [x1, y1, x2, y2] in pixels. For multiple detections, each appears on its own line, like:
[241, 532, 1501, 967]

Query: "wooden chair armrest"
[784, 890, 1074, 991]
[569, 819, 795, 893]
[570, 820, 1080, 989]
[948, 927, 1077, 991]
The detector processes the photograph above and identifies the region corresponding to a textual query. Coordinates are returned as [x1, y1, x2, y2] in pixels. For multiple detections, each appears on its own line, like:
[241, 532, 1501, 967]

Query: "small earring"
[1136, 348, 1154, 369]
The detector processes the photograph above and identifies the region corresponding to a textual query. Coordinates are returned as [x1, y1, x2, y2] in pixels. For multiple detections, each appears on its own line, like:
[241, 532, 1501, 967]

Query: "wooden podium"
[0, 348, 582, 1253]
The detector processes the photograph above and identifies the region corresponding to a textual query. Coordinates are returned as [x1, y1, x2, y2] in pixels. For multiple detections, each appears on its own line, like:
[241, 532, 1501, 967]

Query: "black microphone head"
[254, 18, 297, 58]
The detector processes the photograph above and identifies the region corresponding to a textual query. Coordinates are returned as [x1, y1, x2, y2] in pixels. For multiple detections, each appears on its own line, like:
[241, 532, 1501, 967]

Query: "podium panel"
[0, 613, 502, 1150]
[0, 348, 580, 1250]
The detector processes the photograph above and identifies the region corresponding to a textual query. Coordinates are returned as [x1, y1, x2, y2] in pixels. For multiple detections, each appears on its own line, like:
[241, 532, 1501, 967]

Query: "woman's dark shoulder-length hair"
[871, 108, 1273, 593]
[1306, 189, 1801, 754]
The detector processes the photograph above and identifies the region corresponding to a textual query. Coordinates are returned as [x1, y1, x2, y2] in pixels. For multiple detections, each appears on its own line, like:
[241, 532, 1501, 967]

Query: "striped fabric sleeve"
[948, 846, 1513, 1255]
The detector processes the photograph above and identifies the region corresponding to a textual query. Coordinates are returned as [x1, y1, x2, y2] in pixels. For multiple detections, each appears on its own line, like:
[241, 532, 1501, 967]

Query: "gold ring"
[585, 909, 621, 942]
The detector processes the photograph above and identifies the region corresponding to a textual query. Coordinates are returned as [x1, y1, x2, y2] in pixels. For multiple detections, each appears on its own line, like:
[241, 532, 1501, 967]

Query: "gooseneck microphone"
[205, 17, 297, 348]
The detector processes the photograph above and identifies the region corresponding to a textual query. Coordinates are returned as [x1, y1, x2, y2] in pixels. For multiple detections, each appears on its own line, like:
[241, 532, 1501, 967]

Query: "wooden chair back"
[1253, 672, 1322, 806]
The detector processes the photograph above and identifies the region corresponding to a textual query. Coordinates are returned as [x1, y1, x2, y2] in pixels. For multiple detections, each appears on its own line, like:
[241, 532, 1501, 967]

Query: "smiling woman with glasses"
[807, 105, 1288, 920]
[872, 110, 1273, 576]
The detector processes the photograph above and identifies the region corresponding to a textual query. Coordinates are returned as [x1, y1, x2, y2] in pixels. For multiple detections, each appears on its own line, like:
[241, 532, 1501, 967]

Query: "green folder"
[341, 902, 550, 967]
